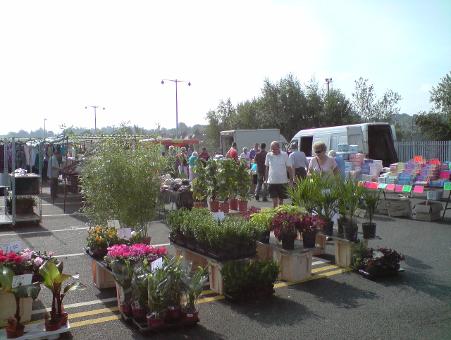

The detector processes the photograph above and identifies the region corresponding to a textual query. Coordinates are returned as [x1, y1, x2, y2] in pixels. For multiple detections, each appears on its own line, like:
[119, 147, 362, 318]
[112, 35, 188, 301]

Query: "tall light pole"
[85, 106, 105, 135]
[161, 79, 191, 139]
[43, 118, 47, 140]
[325, 78, 333, 95]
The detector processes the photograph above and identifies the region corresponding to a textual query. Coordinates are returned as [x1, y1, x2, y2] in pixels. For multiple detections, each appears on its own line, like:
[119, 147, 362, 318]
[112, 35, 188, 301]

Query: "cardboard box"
[0, 292, 32, 327]
[385, 197, 411, 218]
[414, 201, 443, 221]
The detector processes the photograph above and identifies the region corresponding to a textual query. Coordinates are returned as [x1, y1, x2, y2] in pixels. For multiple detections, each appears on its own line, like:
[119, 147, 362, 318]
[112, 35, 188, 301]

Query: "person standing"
[265, 141, 294, 208]
[249, 143, 259, 161]
[188, 151, 199, 181]
[239, 147, 250, 168]
[254, 143, 268, 201]
[289, 146, 309, 181]
[198, 147, 210, 162]
[226, 142, 238, 161]
[307, 141, 339, 177]
[47, 149, 60, 201]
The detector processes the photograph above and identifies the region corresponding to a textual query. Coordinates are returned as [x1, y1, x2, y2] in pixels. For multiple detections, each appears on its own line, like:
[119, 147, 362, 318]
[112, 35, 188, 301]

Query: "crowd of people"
[167, 140, 343, 208]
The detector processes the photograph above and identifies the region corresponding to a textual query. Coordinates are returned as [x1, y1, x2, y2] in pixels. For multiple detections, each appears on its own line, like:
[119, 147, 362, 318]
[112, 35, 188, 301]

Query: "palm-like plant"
[183, 266, 207, 313]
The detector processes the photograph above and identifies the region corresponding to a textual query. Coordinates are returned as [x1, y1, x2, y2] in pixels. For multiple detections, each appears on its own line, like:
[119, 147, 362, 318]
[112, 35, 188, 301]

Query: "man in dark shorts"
[264, 141, 294, 208]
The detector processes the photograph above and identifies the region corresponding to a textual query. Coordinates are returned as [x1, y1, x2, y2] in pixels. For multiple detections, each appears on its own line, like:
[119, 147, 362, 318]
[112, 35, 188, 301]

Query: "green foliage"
[221, 260, 279, 299]
[205, 159, 220, 200]
[80, 131, 165, 229]
[288, 175, 321, 214]
[183, 266, 207, 312]
[191, 160, 209, 201]
[249, 208, 277, 231]
[0, 265, 41, 299]
[236, 161, 251, 200]
[362, 190, 379, 225]
[217, 159, 237, 201]
[337, 179, 364, 224]
[351, 242, 371, 271]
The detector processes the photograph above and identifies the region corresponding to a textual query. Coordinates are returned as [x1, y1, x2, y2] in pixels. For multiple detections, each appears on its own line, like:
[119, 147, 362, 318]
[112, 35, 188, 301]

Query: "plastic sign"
[0, 241, 23, 253]
[444, 182, 451, 191]
[395, 185, 403, 193]
[211, 211, 225, 222]
[12, 274, 33, 288]
[378, 183, 388, 190]
[151, 257, 163, 272]
[385, 184, 395, 191]
[117, 228, 132, 240]
[413, 186, 424, 194]
[369, 182, 378, 190]
[402, 185, 412, 193]
[107, 220, 121, 229]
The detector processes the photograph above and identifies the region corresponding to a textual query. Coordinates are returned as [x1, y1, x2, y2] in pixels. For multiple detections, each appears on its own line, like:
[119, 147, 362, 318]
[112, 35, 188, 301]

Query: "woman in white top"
[307, 141, 339, 176]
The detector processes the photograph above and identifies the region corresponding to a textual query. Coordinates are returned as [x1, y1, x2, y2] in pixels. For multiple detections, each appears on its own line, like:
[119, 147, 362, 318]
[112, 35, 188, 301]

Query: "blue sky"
[0, 0, 450, 136]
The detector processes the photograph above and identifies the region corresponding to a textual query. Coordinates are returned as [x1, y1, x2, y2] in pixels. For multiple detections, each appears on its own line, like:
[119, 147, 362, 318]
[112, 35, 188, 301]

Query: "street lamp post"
[85, 106, 105, 135]
[325, 78, 333, 95]
[161, 79, 191, 139]
[43, 118, 47, 140]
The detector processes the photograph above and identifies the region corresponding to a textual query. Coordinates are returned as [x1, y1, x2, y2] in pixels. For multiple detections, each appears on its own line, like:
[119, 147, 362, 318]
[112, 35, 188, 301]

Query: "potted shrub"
[191, 160, 209, 208]
[146, 264, 167, 329]
[205, 160, 220, 212]
[315, 174, 340, 236]
[217, 159, 237, 213]
[81, 130, 165, 239]
[163, 257, 184, 323]
[249, 208, 274, 243]
[39, 261, 85, 331]
[337, 179, 364, 241]
[0, 266, 41, 338]
[362, 189, 379, 239]
[236, 161, 252, 212]
[182, 266, 207, 324]
[288, 175, 321, 215]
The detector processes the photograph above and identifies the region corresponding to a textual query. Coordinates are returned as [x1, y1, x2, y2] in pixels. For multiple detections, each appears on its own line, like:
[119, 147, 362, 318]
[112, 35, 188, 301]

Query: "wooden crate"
[334, 239, 353, 267]
[92, 259, 116, 289]
[174, 245, 209, 270]
[0, 292, 32, 327]
[207, 259, 225, 295]
[413, 201, 443, 222]
[272, 247, 312, 282]
[386, 197, 411, 218]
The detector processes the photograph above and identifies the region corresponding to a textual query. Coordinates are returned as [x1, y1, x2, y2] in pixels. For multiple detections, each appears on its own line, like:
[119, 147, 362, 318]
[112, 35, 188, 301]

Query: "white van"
[290, 123, 398, 166]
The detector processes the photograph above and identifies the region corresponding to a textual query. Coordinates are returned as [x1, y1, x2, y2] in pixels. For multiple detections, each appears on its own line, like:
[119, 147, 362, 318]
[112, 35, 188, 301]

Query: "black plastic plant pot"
[259, 231, 270, 244]
[323, 221, 334, 236]
[302, 231, 317, 248]
[362, 222, 376, 239]
[343, 222, 358, 242]
[281, 236, 295, 250]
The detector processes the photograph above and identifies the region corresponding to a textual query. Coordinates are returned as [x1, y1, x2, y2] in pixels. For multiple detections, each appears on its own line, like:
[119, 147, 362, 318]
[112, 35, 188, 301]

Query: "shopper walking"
[249, 143, 259, 161]
[48, 149, 60, 201]
[288, 145, 309, 181]
[226, 142, 238, 161]
[254, 143, 268, 201]
[307, 141, 338, 177]
[265, 141, 294, 208]
[188, 151, 199, 181]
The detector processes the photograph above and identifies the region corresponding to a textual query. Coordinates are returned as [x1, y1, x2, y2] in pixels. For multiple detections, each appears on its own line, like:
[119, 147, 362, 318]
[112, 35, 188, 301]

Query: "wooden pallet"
[91, 258, 116, 289]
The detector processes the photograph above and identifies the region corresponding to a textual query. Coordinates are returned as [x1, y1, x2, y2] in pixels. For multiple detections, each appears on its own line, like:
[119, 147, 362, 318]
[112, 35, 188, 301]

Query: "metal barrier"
[395, 141, 451, 162]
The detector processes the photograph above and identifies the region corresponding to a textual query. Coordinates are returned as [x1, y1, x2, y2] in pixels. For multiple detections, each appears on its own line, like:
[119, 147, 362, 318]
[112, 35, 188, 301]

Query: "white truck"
[219, 129, 287, 155]
[289, 122, 398, 166]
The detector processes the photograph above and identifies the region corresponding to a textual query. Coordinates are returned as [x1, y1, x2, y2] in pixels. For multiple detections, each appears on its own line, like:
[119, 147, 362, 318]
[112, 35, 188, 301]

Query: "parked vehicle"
[219, 129, 287, 156]
[290, 123, 398, 166]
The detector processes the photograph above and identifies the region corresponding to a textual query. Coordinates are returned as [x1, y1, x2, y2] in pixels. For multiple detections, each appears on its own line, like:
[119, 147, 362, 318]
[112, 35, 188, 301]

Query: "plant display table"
[271, 244, 313, 282]
[0, 292, 32, 327]
[174, 244, 209, 269]
[328, 234, 358, 267]
[87, 255, 116, 289]
[0, 321, 71, 340]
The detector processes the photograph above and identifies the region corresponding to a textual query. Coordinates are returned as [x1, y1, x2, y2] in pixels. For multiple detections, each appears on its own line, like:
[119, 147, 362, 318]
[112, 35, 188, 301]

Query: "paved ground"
[1, 187, 450, 339]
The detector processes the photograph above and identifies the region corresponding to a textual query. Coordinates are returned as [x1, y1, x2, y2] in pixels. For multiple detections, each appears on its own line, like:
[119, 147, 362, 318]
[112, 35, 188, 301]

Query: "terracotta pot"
[220, 201, 230, 213]
[182, 310, 199, 324]
[146, 313, 164, 329]
[6, 321, 25, 338]
[238, 200, 248, 212]
[45, 319, 61, 332]
[229, 198, 238, 210]
[59, 312, 68, 327]
[165, 305, 181, 323]
[209, 199, 220, 212]
[132, 304, 147, 321]
[120, 302, 133, 317]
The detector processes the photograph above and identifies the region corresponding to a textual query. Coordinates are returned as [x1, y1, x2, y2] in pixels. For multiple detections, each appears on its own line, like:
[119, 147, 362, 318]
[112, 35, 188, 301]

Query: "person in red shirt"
[199, 147, 210, 162]
[226, 142, 238, 161]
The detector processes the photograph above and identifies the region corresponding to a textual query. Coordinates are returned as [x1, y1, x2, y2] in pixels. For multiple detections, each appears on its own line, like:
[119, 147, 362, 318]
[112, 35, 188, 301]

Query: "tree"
[415, 72, 451, 140]
[352, 77, 401, 122]
[323, 89, 360, 126]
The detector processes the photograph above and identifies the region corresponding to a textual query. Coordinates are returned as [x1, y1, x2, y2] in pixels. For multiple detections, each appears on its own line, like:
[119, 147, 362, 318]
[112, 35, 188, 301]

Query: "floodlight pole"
[161, 79, 191, 139]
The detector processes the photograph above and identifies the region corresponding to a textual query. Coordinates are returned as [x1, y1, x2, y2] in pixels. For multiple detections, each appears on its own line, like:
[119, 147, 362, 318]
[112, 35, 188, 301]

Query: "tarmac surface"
[0, 186, 450, 339]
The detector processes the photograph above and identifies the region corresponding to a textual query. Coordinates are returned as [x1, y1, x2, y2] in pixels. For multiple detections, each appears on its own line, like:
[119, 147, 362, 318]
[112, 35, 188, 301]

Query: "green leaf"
[0, 266, 14, 292]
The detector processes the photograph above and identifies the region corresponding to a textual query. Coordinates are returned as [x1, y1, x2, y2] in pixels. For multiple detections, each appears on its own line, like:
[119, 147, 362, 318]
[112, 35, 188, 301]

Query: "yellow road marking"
[70, 315, 121, 328]
[274, 268, 350, 289]
[311, 265, 340, 273]
[198, 295, 225, 304]
[69, 307, 119, 319]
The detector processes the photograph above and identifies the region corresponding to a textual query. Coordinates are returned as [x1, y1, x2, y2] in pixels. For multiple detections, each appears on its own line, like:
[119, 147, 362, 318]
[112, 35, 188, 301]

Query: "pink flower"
[33, 257, 44, 267]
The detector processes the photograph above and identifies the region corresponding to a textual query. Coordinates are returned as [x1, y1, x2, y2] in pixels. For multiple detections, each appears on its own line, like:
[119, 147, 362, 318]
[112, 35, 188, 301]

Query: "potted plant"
[236, 161, 252, 212]
[314, 174, 340, 236]
[288, 175, 321, 215]
[146, 264, 167, 329]
[0, 266, 41, 338]
[7, 196, 36, 215]
[86, 226, 119, 259]
[249, 208, 274, 243]
[271, 211, 302, 250]
[337, 179, 364, 241]
[182, 266, 207, 324]
[191, 160, 209, 208]
[362, 189, 379, 239]
[39, 261, 85, 331]
[298, 214, 325, 248]
[217, 159, 236, 213]
[352, 244, 404, 279]
[81, 130, 165, 239]
[205, 160, 220, 212]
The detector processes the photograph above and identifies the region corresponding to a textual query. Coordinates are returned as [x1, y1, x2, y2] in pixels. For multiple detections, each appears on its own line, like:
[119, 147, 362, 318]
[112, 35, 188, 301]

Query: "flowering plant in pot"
[271, 211, 302, 250]
[39, 261, 85, 331]
[0, 265, 41, 338]
[182, 266, 207, 324]
[352, 244, 405, 279]
[361, 189, 379, 239]
[86, 226, 119, 259]
[19, 248, 57, 283]
[298, 215, 325, 248]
